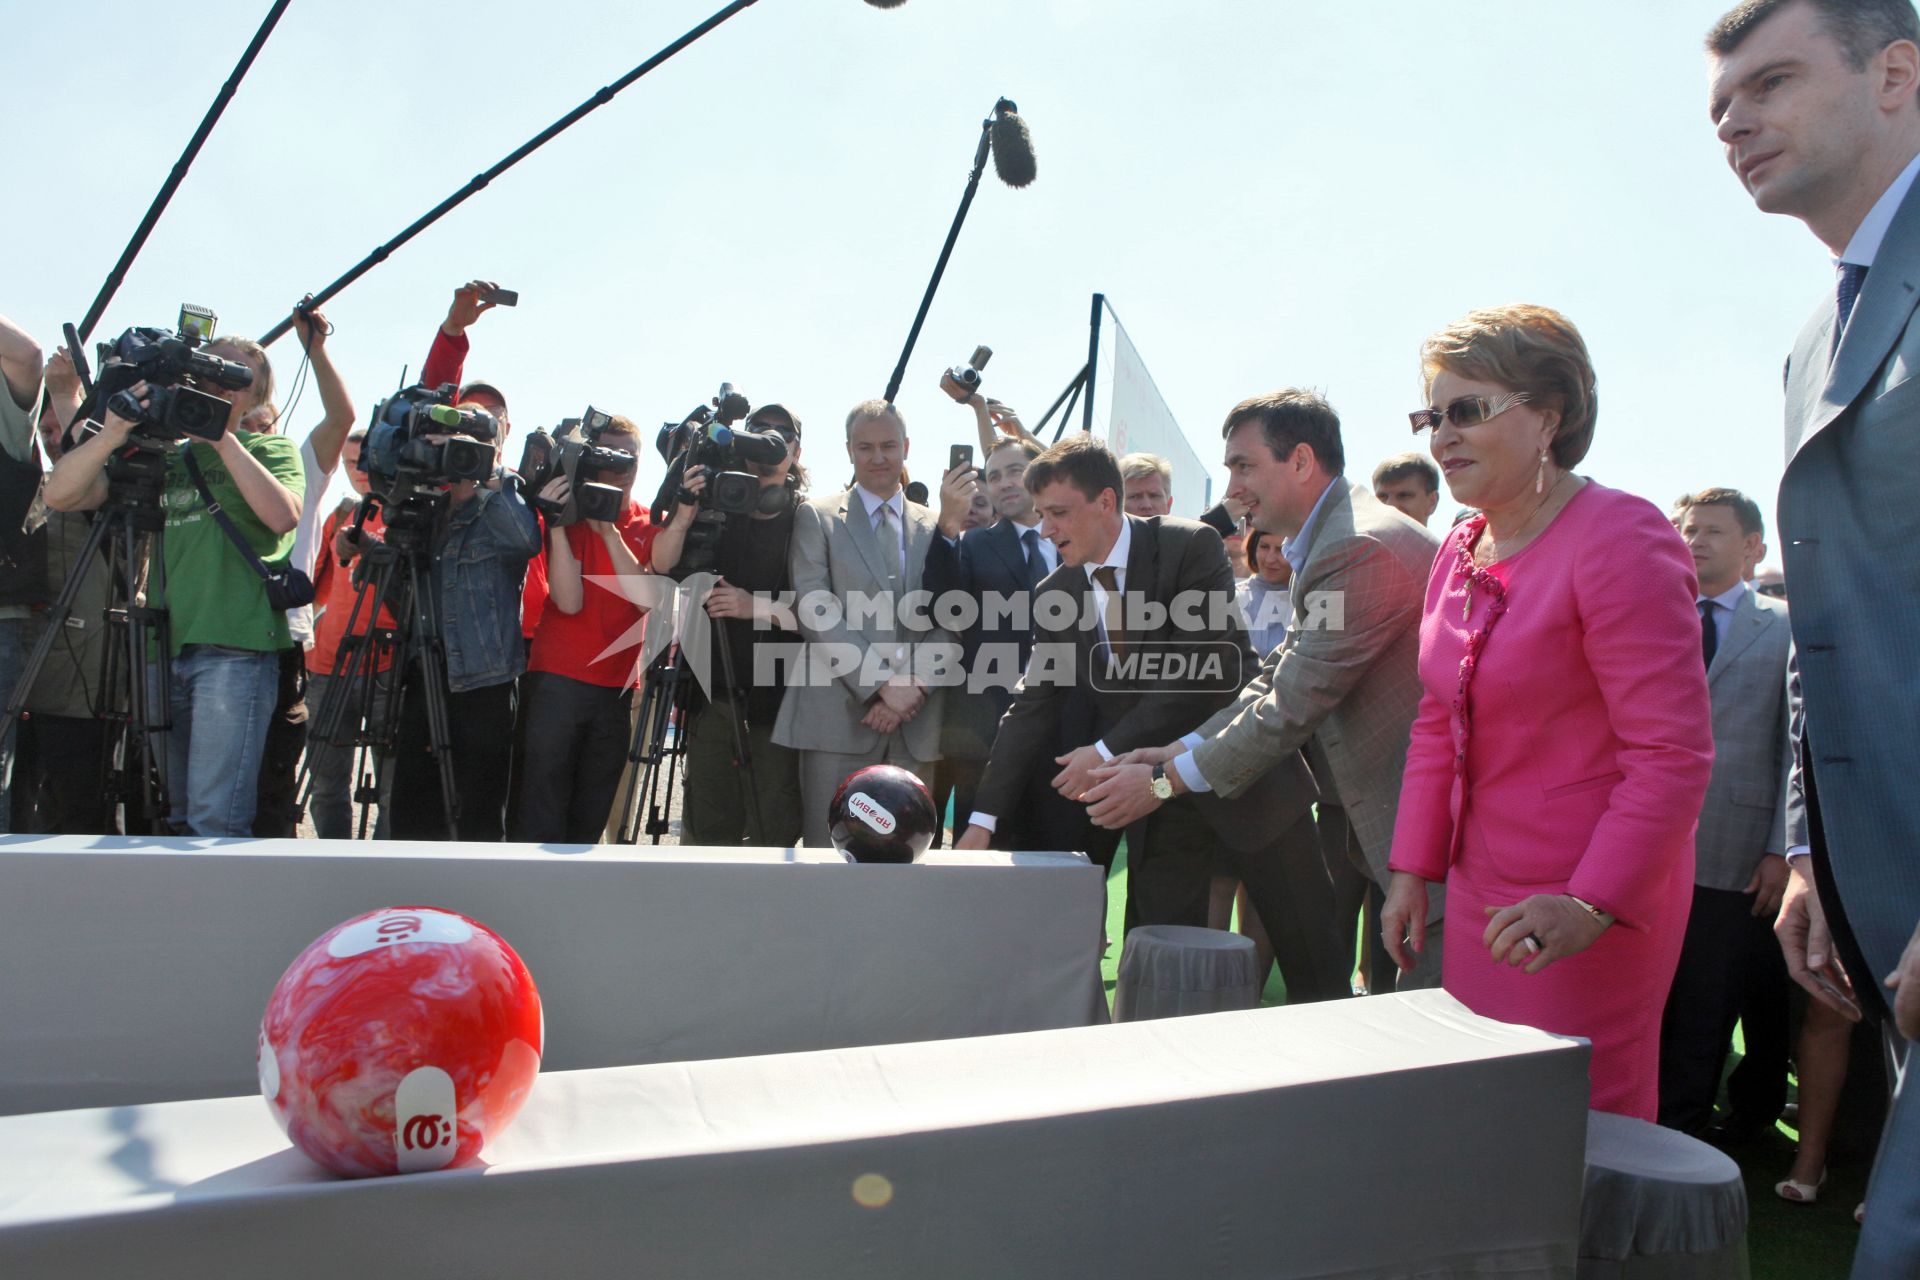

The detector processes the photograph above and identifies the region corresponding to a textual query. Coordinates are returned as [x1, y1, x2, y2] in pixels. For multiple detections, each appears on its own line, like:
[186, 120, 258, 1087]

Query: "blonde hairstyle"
[844, 398, 904, 438]
[1418, 304, 1597, 470]
[1118, 452, 1172, 485]
[207, 335, 278, 425]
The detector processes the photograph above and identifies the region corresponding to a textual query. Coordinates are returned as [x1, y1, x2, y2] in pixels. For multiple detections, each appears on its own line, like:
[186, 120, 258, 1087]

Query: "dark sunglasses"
[1409, 391, 1532, 435]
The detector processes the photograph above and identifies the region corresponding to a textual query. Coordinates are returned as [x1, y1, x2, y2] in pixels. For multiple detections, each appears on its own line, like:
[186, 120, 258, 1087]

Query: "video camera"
[94, 305, 254, 445]
[652, 382, 790, 519]
[360, 383, 499, 493]
[516, 406, 638, 526]
[946, 344, 992, 393]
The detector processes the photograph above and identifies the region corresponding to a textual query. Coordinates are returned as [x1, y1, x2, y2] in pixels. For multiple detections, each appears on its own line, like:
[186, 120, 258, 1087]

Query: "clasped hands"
[861, 677, 927, 734]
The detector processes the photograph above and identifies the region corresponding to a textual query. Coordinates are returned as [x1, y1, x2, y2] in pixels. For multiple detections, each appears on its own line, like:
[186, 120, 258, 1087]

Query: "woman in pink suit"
[1381, 305, 1714, 1120]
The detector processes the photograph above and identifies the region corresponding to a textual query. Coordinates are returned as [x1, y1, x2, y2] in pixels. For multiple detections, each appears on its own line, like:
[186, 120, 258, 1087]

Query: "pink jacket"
[1387, 482, 1714, 928]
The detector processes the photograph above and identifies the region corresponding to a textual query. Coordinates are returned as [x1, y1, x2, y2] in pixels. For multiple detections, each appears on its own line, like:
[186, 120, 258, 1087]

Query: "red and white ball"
[258, 906, 543, 1178]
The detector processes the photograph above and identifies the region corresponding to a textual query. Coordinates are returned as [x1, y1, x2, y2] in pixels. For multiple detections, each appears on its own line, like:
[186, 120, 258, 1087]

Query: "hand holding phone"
[949, 444, 975, 475]
[478, 285, 519, 307]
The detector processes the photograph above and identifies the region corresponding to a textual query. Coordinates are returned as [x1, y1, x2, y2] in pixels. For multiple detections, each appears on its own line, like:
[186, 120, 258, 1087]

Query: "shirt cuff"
[1092, 740, 1115, 762]
[968, 812, 997, 834]
[1180, 732, 1204, 750]
[1171, 751, 1212, 794]
[1785, 844, 1811, 862]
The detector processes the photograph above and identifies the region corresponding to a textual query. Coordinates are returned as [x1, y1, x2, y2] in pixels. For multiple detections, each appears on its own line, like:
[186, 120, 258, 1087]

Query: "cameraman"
[513, 415, 657, 844]
[0, 310, 46, 833]
[343, 401, 540, 841]
[649, 403, 806, 846]
[44, 336, 303, 837]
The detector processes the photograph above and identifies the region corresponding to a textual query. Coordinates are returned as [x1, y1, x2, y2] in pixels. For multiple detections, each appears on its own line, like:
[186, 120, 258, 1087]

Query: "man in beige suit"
[1089, 389, 1445, 988]
[774, 399, 947, 848]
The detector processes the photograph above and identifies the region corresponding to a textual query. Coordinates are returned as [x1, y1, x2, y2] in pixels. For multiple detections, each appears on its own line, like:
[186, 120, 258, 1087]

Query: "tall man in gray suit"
[1085, 389, 1446, 989]
[1709, 1, 1920, 1268]
[1657, 489, 1794, 1139]
[774, 399, 947, 848]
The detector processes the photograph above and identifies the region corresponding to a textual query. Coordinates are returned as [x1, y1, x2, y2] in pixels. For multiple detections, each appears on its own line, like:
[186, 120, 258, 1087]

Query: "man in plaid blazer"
[1090, 390, 1445, 989]
[1657, 492, 1794, 1139]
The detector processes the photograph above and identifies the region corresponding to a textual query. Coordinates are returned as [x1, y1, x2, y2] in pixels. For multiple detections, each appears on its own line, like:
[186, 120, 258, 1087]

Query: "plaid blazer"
[1189, 480, 1439, 883]
[1694, 588, 1791, 891]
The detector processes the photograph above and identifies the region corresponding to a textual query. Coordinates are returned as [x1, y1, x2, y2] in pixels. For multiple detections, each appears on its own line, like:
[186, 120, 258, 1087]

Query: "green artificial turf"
[1095, 843, 1859, 1276]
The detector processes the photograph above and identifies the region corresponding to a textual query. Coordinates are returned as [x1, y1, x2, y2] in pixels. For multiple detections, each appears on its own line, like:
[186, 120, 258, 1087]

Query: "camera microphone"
[863, 0, 909, 7]
[989, 98, 1036, 188]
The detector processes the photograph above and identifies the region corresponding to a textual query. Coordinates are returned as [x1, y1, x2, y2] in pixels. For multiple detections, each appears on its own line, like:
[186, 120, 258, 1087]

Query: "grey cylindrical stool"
[1112, 925, 1261, 1021]
[1579, 1110, 1749, 1279]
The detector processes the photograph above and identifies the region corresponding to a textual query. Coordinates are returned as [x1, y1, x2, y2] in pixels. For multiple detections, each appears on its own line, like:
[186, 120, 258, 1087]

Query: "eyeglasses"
[1408, 391, 1532, 435]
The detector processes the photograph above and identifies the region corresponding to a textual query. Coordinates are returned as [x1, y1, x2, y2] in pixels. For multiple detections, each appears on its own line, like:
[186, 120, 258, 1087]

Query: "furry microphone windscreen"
[989, 99, 1036, 188]
[863, 0, 909, 8]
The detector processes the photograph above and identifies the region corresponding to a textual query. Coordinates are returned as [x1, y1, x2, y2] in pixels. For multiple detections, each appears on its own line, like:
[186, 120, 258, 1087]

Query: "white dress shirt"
[1010, 518, 1058, 575]
[1839, 149, 1920, 269]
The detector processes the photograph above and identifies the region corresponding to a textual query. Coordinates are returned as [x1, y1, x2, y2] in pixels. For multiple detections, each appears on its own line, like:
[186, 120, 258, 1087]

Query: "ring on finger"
[1522, 933, 1544, 955]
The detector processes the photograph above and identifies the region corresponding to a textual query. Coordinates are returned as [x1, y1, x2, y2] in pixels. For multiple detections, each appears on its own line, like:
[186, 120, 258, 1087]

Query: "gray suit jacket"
[1189, 481, 1439, 890]
[1693, 589, 1791, 892]
[771, 487, 948, 762]
[1780, 177, 1920, 986]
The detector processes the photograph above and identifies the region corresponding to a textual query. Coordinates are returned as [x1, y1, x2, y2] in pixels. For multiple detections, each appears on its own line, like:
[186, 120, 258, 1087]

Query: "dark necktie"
[1091, 564, 1127, 661]
[1836, 262, 1870, 347]
[1021, 528, 1046, 592]
[1699, 600, 1718, 670]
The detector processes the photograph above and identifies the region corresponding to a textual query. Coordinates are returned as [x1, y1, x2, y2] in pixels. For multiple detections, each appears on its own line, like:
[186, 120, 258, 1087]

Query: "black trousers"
[390, 672, 516, 842]
[1657, 882, 1791, 1135]
[1129, 798, 1349, 1003]
[1319, 803, 1397, 994]
[512, 672, 634, 845]
[251, 648, 308, 837]
[15, 714, 112, 834]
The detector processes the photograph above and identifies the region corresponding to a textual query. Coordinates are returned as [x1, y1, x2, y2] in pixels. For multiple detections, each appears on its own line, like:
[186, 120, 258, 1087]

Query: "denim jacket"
[431, 484, 541, 692]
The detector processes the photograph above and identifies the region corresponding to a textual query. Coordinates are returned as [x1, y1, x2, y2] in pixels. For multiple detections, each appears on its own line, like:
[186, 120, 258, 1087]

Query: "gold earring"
[1535, 449, 1548, 495]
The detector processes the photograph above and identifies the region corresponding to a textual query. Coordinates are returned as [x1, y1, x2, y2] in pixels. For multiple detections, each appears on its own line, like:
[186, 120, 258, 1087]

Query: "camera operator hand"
[647, 465, 708, 575]
[984, 398, 1029, 440]
[332, 521, 364, 565]
[704, 576, 755, 620]
[538, 474, 572, 510]
[443, 279, 503, 339]
[936, 461, 982, 540]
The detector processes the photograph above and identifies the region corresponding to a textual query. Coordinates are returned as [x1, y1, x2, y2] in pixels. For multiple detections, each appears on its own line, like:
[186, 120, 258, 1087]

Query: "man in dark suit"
[922, 436, 1089, 853]
[954, 436, 1346, 1003]
[1709, 2, 1920, 1266]
[1657, 488, 1793, 1139]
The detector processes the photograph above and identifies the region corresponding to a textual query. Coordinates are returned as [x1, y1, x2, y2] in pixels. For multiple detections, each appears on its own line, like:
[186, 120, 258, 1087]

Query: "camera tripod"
[612, 577, 765, 846]
[1, 444, 178, 831]
[297, 489, 462, 839]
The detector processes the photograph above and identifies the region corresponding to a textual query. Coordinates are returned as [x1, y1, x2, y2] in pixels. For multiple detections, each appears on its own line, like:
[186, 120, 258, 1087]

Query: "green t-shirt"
[159, 432, 304, 655]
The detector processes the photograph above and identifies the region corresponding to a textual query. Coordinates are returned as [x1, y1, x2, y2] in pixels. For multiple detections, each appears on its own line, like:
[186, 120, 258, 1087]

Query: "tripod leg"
[709, 624, 766, 845]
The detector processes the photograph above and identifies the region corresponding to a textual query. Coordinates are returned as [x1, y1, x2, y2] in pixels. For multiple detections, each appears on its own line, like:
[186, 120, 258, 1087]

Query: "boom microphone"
[864, 0, 909, 7]
[988, 98, 1036, 189]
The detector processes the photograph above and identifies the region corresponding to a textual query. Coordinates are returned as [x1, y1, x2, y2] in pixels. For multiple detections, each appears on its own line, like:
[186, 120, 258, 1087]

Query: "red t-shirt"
[526, 503, 657, 688]
[307, 504, 395, 676]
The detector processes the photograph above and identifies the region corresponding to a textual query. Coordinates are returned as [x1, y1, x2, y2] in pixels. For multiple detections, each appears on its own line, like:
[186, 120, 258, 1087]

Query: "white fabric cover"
[0, 837, 1106, 1115]
[0, 992, 1590, 1279]
[1579, 1111, 1749, 1278]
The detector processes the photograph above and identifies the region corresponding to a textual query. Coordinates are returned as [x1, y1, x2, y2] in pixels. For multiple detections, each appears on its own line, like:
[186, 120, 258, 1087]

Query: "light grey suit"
[1187, 480, 1445, 986]
[773, 486, 950, 847]
[1780, 171, 1920, 1276]
[1694, 589, 1792, 892]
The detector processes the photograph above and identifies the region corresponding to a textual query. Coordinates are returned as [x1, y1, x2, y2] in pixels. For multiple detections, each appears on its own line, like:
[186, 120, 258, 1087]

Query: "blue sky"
[4, 1, 1834, 559]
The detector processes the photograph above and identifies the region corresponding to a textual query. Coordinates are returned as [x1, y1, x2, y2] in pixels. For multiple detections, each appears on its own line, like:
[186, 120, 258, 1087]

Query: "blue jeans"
[0, 616, 30, 833]
[164, 645, 278, 836]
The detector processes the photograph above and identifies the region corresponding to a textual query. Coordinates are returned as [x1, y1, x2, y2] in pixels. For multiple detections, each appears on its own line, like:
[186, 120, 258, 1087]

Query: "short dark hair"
[1707, 0, 1920, 69]
[987, 436, 1043, 465]
[1221, 389, 1344, 475]
[1674, 486, 1766, 539]
[1025, 433, 1123, 505]
[1371, 451, 1440, 493]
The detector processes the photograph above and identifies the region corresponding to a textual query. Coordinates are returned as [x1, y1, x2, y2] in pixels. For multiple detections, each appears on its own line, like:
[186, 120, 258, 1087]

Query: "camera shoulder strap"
[177, 441, 278, 583]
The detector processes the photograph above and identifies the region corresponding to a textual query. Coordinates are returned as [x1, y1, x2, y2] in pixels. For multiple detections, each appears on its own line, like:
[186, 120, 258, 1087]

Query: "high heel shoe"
[1774, 1169, 1827, 1204]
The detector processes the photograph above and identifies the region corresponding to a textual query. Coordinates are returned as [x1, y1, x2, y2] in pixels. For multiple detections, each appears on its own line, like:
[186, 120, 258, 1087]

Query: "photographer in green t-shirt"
[45, 335, 302, 836]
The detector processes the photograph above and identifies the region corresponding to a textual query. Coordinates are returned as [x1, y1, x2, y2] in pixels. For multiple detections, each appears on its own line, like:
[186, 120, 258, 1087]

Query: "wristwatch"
[1565, 894, 1615, 929]
[1149, 763, 1174, 801]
